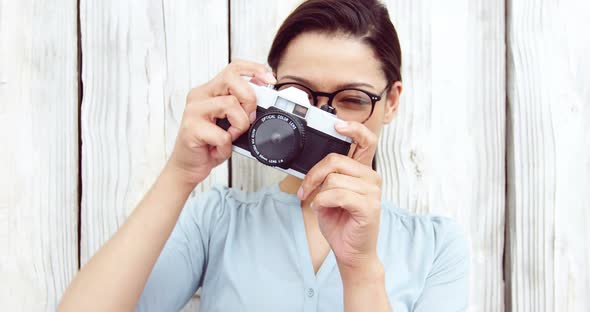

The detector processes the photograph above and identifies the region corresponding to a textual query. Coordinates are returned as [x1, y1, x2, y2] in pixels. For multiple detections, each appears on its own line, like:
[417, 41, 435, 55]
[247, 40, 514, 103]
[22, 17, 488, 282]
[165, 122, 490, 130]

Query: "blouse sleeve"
[135, 187, 227, 312]
[413, 217, 470, 312]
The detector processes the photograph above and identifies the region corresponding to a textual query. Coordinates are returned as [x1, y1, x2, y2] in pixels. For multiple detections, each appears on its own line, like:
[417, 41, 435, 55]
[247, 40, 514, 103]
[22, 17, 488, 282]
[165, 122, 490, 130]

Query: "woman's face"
[275, 32, 402, 139]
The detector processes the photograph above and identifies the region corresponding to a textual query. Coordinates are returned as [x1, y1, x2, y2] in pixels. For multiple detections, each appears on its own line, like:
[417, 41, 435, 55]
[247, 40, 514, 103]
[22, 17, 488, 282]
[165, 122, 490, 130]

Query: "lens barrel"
[248, 110, 305, 169]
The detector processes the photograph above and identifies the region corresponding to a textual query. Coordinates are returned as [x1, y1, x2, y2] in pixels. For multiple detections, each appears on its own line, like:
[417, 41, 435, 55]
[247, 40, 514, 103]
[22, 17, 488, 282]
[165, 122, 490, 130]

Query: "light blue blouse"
[136, 183, 469, 312]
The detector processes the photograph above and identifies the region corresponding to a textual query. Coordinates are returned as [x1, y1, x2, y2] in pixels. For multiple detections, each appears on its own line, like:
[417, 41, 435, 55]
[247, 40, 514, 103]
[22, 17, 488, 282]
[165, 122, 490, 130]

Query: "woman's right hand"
[166, 60, 277, 187]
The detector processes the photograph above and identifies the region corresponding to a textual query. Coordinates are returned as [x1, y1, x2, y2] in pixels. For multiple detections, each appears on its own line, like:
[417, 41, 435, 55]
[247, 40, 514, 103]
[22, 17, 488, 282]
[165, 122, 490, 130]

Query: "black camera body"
[216, 82, 352, 178]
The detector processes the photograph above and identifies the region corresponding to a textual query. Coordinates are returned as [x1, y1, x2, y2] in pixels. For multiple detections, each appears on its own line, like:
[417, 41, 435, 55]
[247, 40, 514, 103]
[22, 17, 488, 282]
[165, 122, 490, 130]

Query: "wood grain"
[380, 1, 506, 311]
[0, 0, 79, 310]
[79, 1, 229, 310]
[506, 0, 590, 310]
[229, 0, 303, 192]
[2, 0, 585, 310]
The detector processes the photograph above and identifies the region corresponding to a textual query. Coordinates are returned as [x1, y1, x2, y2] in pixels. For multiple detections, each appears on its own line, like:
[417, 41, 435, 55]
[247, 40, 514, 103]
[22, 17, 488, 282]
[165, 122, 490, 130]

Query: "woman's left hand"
[298, 121, 383, 272]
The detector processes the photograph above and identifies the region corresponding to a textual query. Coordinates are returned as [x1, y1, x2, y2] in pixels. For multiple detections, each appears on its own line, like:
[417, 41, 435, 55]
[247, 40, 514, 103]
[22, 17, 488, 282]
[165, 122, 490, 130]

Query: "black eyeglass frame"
[274, 82, 390, 123]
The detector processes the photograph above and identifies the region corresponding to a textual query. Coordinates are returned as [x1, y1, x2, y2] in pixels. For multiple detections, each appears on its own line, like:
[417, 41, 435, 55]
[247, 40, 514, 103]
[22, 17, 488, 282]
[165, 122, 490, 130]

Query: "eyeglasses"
[274, 82, 389, 123]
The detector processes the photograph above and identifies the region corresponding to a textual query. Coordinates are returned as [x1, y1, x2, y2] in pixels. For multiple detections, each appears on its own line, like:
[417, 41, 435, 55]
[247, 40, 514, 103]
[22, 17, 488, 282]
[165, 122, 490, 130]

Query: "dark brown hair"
[268, 0, 402, 84]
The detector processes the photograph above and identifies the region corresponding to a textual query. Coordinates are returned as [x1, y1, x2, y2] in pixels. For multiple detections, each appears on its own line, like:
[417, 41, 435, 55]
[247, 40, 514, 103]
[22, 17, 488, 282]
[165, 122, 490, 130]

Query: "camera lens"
[255, 119, 295, 158]
[248, 111, 305, 168]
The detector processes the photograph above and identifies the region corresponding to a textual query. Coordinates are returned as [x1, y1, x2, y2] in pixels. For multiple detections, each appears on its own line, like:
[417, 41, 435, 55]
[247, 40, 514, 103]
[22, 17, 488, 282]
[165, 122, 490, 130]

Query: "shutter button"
[307, 288, 315, 298]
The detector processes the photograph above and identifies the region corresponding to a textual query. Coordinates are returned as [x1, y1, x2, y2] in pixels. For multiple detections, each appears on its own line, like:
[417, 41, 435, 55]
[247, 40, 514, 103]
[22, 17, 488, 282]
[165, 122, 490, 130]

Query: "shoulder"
[379, 201, 469, 277]
[381, 202, 466, 243]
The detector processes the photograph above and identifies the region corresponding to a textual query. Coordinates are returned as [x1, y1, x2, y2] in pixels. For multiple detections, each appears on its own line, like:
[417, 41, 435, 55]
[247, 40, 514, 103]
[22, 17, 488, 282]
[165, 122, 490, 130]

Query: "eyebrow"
[279, 75, 376, 91]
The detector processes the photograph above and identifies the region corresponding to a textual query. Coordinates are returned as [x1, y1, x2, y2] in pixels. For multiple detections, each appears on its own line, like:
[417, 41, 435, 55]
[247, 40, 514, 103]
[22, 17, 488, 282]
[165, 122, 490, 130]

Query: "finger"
[299, 153, 379, 200]
[334, 121, 378, 166]
[320, 173, 370, 196]
[229, 59, 276, 84]
[250, 76, 270, 86]
[187, 121, 233, 163]
[251, 71, 277, 85]
[311, 188, 366, 218]
[203, 96, 250, 140]
[190, 121, 232, 156]
[224, 74, 258, 118]
[210, 142, 233, 163]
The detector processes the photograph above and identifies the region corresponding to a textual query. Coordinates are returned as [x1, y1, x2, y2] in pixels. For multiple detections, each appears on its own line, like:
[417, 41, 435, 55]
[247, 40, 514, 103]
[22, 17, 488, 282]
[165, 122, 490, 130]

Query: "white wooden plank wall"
[78, 0, 228, 269]
[379, 1, 506, 311]
[0, 0, 79, 310]
[1, 0, 589, 311]
[78, 1, 229, 310]
[506, 0, 590, 311]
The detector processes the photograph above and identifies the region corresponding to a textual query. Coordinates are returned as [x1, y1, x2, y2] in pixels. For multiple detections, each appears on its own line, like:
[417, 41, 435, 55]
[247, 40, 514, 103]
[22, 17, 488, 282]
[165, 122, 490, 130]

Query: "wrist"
[160, 162, 201, 195]
[338, 257, 385, 288]
[339, 258, 391, 312]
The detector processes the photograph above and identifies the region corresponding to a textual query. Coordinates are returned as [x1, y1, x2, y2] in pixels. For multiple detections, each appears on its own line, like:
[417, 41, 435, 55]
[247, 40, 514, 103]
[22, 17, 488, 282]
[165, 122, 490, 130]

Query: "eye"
[340, 97, 370, 105]
[334, 90, 372, 108]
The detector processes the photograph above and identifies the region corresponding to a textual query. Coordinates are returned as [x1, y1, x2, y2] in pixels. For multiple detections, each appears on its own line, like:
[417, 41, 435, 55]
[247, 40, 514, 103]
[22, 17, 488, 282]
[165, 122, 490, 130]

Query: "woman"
[59, 0, 468, 311]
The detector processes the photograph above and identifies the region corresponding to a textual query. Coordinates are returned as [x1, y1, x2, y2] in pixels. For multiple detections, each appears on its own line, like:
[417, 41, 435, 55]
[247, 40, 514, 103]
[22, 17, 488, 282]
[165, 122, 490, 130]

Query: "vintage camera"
[216, 82, 352, 178]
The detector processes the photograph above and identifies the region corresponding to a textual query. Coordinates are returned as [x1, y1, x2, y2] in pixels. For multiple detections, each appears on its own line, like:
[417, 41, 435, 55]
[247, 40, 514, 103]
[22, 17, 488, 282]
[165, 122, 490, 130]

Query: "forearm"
[59, 165, 196, 312]
[340, 259, 392, 312]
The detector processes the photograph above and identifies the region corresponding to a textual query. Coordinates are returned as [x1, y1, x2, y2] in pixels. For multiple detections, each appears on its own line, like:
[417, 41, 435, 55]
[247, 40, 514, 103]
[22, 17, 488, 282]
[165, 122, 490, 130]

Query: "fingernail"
[310, 201, 315, 210]
[249, 111, 257, 123]
[263, 72, 277, 84]
[297, 186, 304, 200]
[335, 121, 349, 130]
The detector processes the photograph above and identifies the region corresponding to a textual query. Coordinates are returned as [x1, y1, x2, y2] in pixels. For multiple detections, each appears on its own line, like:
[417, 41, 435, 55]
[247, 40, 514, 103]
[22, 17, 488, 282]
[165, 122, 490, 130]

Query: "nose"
[314, 95, 330, 108]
